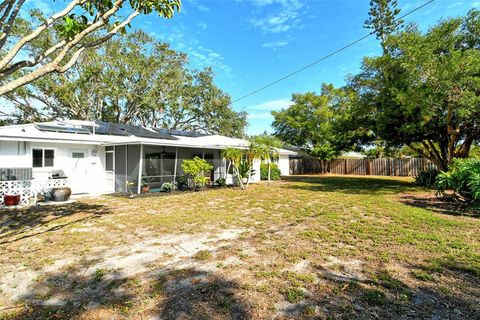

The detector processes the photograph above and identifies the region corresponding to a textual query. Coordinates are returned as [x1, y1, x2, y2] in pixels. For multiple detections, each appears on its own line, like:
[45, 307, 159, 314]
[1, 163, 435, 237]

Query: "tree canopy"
[364, 0, 403, 52]
[0, 0, 181, 95]
[4, 29, 247, 137]
[272, 84, 370, 162]
[351, 9, 480, 169]
[272, 9, 480, 169]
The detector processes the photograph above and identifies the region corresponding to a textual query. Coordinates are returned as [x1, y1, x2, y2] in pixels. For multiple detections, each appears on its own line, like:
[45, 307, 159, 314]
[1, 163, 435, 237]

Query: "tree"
[364, 0, 403, 52]
[351, 10, 480, 170]
[251, 133, 282, 183]
[0, 0, 181, 96]
[244, 141, 263, 187]
[4, 28, 247, 137]
[272, 84, 369, 171]
[221, 147, 245, 189]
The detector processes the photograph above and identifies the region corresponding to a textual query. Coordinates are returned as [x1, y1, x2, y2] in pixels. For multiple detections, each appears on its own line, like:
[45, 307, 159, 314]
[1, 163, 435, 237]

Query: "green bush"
[238, 161, 255, 180]
[215, 177, 227, 187]
[176, 176, 188, 190]
[160, 182, 173, 192]
[260, 163, 281, 180]
[414, 168, 440, 188]
[436, 159, 480, 203]
[181, 157, 213, 190]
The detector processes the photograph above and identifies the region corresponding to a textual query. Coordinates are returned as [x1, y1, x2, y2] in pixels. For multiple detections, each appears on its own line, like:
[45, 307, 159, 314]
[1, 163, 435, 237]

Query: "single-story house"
[0, 120, 296, 204]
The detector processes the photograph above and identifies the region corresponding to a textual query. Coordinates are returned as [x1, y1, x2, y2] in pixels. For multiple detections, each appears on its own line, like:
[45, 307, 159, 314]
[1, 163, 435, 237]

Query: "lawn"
[0, 175, 479, 319]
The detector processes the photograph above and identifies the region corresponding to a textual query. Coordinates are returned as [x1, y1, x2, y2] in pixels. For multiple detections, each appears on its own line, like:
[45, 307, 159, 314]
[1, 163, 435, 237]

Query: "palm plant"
[244, 141, 263, 187]
[222, 147, 245, 189]
[252, 134, 282, 183]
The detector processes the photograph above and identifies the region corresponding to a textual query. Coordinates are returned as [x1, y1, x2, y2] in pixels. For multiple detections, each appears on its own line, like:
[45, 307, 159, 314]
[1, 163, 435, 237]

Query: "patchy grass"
[282, 287, 305, 303]
[0, 175, 479, 319]
[193, 250, 212, 261]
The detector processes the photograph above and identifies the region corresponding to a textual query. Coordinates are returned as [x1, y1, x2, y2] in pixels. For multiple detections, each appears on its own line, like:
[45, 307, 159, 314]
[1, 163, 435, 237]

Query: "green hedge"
[260, 163, 281, 180]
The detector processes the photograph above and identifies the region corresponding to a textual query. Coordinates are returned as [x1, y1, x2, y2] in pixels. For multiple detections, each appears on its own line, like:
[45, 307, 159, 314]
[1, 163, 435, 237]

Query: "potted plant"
[141, 177, 152, 193]
[4, 194, 21, 206]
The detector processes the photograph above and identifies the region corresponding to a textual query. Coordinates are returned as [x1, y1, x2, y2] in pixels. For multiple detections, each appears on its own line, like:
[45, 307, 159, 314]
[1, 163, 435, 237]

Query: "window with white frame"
[32, 148, 54, 168]
[105, 146, 114, 172]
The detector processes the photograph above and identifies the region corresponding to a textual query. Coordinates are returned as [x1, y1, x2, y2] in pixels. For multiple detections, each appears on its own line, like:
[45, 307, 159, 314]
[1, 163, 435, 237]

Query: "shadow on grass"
[154, 268, 253, 319]
[0, 203, 110, 244]
[399, 194, 480, 218]
[312, 265, 480, 319]
[5, 266, 134, 319]
[283, 175, 415, 195]
[5, 267, 253, 320]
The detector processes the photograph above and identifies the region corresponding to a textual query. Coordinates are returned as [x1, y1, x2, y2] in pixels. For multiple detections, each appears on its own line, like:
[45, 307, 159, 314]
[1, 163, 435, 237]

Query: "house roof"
[0, 120, 297, 155]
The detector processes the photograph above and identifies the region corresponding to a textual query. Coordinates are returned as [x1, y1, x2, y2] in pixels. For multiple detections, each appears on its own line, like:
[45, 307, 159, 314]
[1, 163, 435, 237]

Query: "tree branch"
[0, 40, 66, 77]
[0, 1, 135, 96]
[0, 0, 25, 49]
[0, 0, 86, 71]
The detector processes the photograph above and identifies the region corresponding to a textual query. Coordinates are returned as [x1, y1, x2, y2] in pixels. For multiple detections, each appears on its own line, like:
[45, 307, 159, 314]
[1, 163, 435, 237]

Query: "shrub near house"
[260, 163, 281, 181]
[181, 157, 213, 191]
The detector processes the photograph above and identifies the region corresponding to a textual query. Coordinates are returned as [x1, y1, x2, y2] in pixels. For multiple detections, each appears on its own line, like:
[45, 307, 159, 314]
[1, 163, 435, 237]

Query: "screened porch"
[111, 144, 226, 193]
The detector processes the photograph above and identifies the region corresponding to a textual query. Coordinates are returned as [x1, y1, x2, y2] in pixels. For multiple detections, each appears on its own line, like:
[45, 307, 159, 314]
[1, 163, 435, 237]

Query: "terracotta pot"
[50, 187, 71, 202]
[4, 194, 21, 206]
[141, 185, 150, 193]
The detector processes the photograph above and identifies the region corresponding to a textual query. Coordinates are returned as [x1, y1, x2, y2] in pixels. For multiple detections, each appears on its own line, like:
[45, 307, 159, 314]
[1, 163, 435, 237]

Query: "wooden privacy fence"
[289, 157, 436, 177]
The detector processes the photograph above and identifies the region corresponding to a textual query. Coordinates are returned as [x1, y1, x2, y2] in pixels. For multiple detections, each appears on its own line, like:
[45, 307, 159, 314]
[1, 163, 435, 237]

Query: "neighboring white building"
[0, 120, 296, 203]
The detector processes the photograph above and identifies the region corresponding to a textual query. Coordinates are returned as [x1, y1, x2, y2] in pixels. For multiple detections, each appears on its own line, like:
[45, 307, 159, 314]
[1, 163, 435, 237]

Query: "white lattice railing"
[0, 178, 69, 206]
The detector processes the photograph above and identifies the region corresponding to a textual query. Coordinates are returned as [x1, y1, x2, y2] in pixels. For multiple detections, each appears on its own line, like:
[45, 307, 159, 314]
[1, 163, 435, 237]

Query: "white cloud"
[246, 98, 291, 122]
[188, 0, 210, 12]
[153, 24, 232, 77]
[197, 21, 208, 30]
[247, 98, 292, 111]
[261, 39, 290, 50]
[447, 2, 462, 9]
[247, 0, 305, 34]
[248, 112, 274, 120]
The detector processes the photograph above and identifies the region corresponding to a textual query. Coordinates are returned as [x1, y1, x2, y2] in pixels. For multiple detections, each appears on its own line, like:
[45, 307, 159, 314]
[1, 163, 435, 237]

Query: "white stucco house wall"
[0, 120, 296, 204]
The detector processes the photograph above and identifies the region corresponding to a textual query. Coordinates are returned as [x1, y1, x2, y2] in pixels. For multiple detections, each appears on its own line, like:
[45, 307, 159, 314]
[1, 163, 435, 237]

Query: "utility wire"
[231, 0, 435, 104]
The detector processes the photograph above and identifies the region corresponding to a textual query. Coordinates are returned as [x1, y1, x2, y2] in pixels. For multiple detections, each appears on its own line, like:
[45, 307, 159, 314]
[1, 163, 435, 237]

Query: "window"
[32, 149, 54, 168]
[71, 152, 85, 159]
[105, 147, 114, 172]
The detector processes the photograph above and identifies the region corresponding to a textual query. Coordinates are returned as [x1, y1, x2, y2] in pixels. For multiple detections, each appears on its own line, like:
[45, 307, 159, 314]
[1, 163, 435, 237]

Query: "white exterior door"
[69, 150, 90, 194]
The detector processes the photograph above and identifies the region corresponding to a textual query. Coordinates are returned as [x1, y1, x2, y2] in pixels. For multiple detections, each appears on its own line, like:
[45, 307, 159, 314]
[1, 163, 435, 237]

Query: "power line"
[231, 0, 435, 104]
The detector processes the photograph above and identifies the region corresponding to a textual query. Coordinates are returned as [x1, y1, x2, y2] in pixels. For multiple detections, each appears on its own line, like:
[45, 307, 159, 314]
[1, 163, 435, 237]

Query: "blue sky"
[27, 0, 480, 134]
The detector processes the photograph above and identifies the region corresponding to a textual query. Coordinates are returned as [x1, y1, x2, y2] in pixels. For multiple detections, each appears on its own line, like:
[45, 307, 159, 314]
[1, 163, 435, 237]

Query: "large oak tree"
[4, 29, 247, 137]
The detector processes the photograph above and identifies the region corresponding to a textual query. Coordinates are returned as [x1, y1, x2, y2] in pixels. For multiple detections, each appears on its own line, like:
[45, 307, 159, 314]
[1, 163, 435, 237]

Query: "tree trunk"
[246, 161, 252, 188]
[267, 160, 271, 184]
[225, 161, 231, 180]
[234, 165, 244, 190]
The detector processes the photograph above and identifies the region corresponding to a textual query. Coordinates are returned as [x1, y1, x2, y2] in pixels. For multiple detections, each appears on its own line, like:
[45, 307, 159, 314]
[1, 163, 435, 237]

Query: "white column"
[173, 147, 178, 185]
[137, 144, 144, 194]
